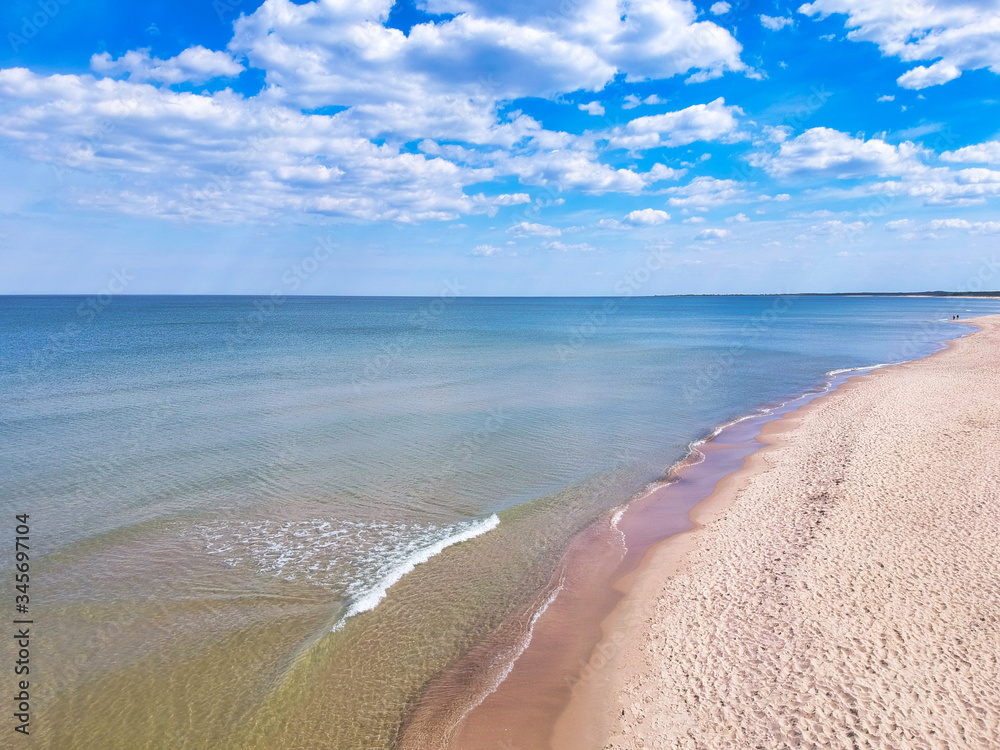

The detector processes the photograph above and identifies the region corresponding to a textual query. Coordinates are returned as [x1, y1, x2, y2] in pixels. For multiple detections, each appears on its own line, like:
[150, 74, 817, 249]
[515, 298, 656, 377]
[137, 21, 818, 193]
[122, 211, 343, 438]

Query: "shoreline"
[556, 314, 1000, 748]
[400, 323, 981, 748]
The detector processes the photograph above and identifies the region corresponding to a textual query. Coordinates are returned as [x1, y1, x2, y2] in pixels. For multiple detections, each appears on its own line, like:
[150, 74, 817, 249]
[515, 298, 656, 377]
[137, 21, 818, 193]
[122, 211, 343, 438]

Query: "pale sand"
[555, 315, 1000, 750]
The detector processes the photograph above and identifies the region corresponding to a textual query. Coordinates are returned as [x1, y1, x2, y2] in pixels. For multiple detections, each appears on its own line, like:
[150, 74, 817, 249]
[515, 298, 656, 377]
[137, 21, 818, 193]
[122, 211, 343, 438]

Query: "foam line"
[331, 514, 500, 632]
[452, 576, 565, 730]
[825, 361, 902, 377]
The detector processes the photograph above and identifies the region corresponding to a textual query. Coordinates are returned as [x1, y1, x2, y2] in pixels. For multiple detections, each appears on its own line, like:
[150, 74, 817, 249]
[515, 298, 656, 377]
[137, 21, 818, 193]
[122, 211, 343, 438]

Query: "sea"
[2, 294, 998, 748]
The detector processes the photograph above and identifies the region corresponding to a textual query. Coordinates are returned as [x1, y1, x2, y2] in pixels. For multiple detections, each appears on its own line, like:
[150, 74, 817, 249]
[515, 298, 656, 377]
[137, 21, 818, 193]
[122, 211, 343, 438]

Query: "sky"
[1, 0, 999, 295]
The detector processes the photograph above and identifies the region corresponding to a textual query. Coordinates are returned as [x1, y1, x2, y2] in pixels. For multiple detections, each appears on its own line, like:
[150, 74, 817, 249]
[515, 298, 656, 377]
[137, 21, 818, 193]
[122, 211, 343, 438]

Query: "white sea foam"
[198, 513, 501, 631]
[825, 361, 902, 377]
[611, 507, 627, 553]
[331, 514, 500, 632]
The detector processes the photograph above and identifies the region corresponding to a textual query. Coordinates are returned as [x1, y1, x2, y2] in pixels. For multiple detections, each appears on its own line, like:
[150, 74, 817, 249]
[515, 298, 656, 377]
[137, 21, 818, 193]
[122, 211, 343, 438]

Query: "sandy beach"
[555, 315, 1000, 749]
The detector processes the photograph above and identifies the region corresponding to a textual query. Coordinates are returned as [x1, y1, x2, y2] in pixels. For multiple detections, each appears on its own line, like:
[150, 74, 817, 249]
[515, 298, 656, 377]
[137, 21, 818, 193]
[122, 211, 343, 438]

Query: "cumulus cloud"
[543, 240, 595, 252]
[664, 176, 748, 208]
[499, 151, 682, 195]
[927, 218, 1000, 233]
[231, 0, 747, 111]
[798, 0, 1000, 89]
[753, 127, 924, 179]
[760, 15, 794, 31]
[579, 101, 605, 116]
[942, 141, 1000, 164]
[725, 212, 749, 222]
[0, 0, 755, 226]
[624, 208, 671, 225]
[622, 93, 664, 109]
[869, 167, 1000, 205]
[710, 2, 731, 14]
[0, 68, 500, 223]
[91, 46, 244, 84]
[608, 98, 744, 150]
[694, 227, 731, 240]
[811, 219, 867, 234]
[876, 94, 894, 102]
[508, 221, 561, 237]
[897, 62, 962, 90]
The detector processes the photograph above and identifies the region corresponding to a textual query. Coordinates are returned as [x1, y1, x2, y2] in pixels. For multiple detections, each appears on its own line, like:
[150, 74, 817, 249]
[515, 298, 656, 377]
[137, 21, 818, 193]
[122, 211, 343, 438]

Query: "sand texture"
[574, 316, 1000, 749]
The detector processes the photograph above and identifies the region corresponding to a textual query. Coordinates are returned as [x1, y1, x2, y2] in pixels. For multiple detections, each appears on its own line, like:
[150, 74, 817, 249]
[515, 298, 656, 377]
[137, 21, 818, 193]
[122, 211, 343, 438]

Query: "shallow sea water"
[2, 294, 998, 748]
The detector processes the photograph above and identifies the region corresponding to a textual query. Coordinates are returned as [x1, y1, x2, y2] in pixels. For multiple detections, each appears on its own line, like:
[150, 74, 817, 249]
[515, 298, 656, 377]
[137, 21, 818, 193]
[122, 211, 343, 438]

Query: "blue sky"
[1, 0, 999, 295]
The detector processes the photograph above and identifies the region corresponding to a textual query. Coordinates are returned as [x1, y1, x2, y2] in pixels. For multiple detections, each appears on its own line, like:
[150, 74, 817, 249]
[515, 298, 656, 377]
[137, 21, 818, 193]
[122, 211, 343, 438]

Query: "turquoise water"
[2, 294, 998, 748]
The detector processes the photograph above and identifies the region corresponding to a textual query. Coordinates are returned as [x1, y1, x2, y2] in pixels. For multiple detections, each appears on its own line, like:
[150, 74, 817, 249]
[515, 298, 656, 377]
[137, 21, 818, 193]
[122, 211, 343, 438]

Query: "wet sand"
[557, 315, 1000, 748]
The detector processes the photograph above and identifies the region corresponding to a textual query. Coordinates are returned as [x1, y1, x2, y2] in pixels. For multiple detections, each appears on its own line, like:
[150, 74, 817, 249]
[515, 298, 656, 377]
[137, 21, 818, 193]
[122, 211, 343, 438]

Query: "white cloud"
[927, 219, 1000, 233]
[471, 244, 501, 255]
[232, 0, 747, 112]
[475, 192, 531, 206]
[798, 0, 1000, 90]
[694, 227, 731, 240]
[91, 46, 244, 84]
[942, 141, 1000, 164]
[596, 218, 625, 229]
[508, 221, 561, 237]
[499, 150, 682, 195]
[0, 0, 757, 227]
[665, 176, 748, 207]
[897, 62, 961, 90]
[753, 127, 924, 179]
[751, 127, 1000, 205]
[579, 101, 605, 116]
[725, 212, 749, 222]
[868, 167, 1000, 206]
[877, 94, 895, 102]
[623, 93, 665, 109]
[470, 192, 531, 216]
[682, 216, 706, 223]
[624, 208, 671, 225]
[543, 240, 595, 252]
[884, 219, 913, 230]
[0, 68, 503, 223]
[760, 15, 794, 31]
[710, 2, 731, 14]
[608, 97, 744, 150]
[811, 219, 867, 234]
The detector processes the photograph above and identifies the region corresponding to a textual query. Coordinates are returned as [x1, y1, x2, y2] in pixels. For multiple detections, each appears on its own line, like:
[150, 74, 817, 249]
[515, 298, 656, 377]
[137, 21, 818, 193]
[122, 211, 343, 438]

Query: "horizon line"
[1, 292, 998, 299]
